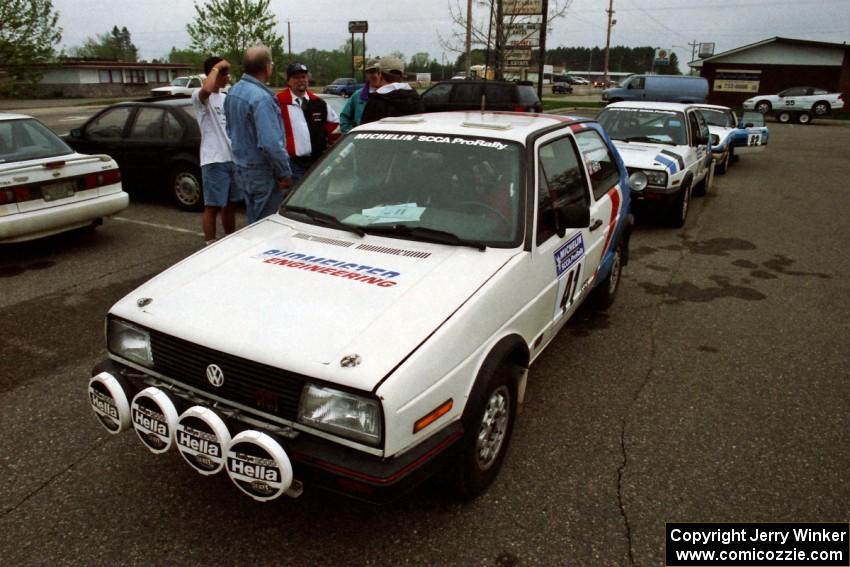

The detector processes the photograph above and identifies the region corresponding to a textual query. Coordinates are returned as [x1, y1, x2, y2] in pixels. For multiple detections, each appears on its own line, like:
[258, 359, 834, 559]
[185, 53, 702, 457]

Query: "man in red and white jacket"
[275, 62, 340, 183]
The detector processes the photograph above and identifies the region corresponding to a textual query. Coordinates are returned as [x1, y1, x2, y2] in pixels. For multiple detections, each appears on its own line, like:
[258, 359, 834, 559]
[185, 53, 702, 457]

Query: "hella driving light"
[628, 171, 648, 192]
[298, 384, 382, 444]
[107, 318, 153, 367]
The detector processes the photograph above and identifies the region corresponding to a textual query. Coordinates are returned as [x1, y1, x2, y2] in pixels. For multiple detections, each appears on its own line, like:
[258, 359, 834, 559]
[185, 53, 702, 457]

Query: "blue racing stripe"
[654, 154, 678, 174]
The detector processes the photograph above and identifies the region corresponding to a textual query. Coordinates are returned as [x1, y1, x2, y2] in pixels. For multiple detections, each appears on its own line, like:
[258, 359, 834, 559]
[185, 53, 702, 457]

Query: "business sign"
[698, 42, 715, 58]
[504, 60, 531, 69]
[415, 72, 431, 83]
[654, 48, 670, 66]
[505, 22, 540, 47]
[504, 48, 532, 61]
[348, 20, 368, 33]
[503, 0, 543, 16]
[713, 69, 761, 93]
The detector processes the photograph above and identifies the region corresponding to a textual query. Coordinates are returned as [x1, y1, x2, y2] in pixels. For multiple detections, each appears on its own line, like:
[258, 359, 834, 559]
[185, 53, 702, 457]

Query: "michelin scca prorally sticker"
[554, 233, 585, 278]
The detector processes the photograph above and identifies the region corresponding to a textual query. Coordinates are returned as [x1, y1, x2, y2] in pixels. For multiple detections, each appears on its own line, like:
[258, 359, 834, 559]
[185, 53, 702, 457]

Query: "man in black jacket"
[361, 56, 424, 124]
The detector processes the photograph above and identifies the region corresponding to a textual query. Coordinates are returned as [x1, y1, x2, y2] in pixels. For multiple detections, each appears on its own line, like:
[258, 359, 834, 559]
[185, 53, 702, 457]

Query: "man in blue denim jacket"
[224, 46, 292, 224]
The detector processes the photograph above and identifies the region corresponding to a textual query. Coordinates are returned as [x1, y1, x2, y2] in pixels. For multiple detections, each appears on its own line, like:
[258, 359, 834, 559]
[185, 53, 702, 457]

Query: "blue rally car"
[88, 111, 634, 503]
[695, 104, 769, 174]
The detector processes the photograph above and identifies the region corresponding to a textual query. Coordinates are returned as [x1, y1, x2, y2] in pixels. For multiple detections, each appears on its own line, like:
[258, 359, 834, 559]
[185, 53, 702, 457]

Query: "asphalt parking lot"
[0, 118, 848, 566]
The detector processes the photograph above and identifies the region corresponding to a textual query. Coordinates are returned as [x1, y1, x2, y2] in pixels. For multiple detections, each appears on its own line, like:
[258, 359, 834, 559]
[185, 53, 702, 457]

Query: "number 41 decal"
[559, 262, 583, 312]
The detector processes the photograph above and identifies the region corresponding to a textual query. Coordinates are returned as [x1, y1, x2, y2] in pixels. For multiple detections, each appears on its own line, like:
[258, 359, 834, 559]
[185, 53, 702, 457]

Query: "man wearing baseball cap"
[340, 57, 382, 134]
[275, 62, 339, 183]
[360, 55, 424, 124]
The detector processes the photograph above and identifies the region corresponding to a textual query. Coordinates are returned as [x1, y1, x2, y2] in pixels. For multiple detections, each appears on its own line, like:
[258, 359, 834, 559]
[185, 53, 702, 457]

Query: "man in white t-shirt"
[191, 56, 242, 245]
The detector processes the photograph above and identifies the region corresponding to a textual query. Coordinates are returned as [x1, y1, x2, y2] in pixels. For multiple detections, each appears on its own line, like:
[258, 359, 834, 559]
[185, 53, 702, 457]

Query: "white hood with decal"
[110, 216, 517, 391]
[612, 141, 686, 173]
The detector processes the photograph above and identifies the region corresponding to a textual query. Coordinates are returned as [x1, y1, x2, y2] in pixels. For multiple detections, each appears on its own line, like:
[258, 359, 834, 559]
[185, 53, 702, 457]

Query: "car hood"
[611, 141, 688, 172]
[109, 216, 517, 391]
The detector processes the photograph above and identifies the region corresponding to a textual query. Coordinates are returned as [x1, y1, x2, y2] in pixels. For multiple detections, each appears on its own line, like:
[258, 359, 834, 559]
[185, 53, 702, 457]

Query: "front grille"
[149, 329, 306, 421]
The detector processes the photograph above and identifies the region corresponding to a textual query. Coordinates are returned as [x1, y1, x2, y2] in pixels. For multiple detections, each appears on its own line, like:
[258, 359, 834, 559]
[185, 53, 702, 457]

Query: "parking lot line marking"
[112, 216, 204, 236]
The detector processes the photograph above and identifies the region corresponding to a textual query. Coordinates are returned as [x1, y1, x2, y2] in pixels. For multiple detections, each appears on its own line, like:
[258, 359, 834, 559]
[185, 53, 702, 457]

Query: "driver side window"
[86, 107, 132, 139]
[536, 136, 588, 245]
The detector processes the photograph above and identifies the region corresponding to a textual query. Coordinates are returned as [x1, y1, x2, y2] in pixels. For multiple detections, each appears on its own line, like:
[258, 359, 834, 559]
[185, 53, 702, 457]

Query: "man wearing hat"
[275, 62, 339, 183]
[360, 55, 424, 125]
[340, 57, 382, 134]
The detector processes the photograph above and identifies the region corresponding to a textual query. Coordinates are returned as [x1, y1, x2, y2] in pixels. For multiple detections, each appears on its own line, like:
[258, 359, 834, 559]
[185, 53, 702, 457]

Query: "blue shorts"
[202, 162, 242, 207]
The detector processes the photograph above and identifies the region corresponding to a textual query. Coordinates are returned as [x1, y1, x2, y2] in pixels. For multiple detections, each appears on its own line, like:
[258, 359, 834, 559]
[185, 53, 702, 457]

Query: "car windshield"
[331, 78, 351, 85]
[285, 132, 523, 246]
[597, 108, 687, 145]
[0, 118, 73, 164]
[699, 109, 734, 127]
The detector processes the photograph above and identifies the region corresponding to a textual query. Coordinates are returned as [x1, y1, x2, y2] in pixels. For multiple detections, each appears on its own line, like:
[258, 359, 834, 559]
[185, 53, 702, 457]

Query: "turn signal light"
[0, 186, 32, 205]
[413, 399, 453, 433]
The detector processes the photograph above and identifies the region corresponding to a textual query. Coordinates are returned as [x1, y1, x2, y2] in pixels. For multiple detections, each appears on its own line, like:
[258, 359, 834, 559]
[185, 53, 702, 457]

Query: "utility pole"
[537, 0, 549, 101]
[287, 20, 292, 58]
[465, 0, 472, 77]
[689, 40, 698, 64]
[603, 0, 614, 87]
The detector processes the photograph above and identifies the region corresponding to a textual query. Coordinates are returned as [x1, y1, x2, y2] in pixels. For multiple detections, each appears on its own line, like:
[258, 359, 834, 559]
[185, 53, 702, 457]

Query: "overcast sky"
[52, 0, 850, 71]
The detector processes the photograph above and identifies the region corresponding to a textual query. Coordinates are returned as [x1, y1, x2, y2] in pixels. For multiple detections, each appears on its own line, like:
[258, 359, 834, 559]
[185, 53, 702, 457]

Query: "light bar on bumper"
[107, 318, 153, 367]
[298, 384, 382, 445]
[628, 168, 668, 189]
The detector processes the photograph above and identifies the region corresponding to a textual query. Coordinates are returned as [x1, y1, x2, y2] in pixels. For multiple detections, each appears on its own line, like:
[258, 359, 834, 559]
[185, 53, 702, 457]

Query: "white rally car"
[694, 104, 769, 174]
[0, 113, 128, 243]
[743, 86, 845, 124]
[88, 112, 634, 502]
[597, 101, 712, 228]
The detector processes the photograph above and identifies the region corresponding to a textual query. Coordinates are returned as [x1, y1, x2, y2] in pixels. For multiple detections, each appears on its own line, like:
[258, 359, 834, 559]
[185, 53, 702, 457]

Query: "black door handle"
[590, 219, 604, 231]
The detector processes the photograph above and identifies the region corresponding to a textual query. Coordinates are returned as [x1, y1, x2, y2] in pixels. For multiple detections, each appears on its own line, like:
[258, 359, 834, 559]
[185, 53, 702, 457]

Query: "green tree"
[408, 52, 431, 73]
[186, 0, 284, 79]
[0, 0, 62, 93]
[166, 46, 206, 70]
[72, 26, 139, 61]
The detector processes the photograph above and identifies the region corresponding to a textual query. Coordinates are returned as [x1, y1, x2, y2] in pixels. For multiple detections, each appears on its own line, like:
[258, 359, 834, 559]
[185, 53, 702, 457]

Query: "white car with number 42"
[88, 111, 634, 503]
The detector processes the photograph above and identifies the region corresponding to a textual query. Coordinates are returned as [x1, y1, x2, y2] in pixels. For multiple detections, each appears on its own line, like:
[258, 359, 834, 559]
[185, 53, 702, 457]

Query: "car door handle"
[590, 219, 604, 231]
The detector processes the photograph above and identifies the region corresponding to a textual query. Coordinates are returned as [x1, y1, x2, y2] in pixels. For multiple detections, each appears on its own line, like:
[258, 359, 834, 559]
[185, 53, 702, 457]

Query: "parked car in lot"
[597, 101, 712, 227]
[552, 82, 573, 94]
[88, 111, 633, 503]
[694, 104, 769, 174]
[603, 75, 709, 104]
[64, 97, 204, 211]
[317, 93, 346, 143]
[323, 78, 363, 97]
[0, 113, 128, 243]
[742, 86, 845, 124]
[151, 75, 205, 97]
[421, 79, 543, 113]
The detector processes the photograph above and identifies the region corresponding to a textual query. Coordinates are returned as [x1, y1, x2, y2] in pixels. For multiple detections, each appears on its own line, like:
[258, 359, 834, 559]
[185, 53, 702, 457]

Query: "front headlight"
[644, 169, 668, 187]
[629, 171, 648, 192]
[107, 318, 153, 367]
[298, 384, 382, 445]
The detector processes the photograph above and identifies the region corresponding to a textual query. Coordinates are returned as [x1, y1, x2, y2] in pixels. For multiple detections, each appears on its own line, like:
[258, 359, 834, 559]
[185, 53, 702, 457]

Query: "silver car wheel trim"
[174, 172, 201, 205]
[608, 250, 621, 295]
[476, 385, 510, 471]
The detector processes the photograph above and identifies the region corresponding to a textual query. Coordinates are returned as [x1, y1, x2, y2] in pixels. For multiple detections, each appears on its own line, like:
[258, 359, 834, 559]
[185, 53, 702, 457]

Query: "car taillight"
[0, 186, 32, 205]
[514, 105, 525, 112]
[82, 169, 121, 189]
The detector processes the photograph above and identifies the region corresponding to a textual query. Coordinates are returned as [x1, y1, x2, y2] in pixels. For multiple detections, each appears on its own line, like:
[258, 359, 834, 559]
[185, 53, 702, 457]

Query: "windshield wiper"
[363, 224, 487, 251]
[281, 205, 365, 237]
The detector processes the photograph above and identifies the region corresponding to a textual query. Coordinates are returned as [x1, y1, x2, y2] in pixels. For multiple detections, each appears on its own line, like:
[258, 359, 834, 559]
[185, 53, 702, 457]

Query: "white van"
[603, 75, 709, 104]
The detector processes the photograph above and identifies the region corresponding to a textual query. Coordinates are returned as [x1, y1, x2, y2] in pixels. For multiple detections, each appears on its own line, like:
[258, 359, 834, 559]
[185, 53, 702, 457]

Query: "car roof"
[604, 101, 693, 112]
[349, 111, 591, 144]
[692, 103, 732, 111]
[0, 113, 36, 121]
[111, 97, 193, 107]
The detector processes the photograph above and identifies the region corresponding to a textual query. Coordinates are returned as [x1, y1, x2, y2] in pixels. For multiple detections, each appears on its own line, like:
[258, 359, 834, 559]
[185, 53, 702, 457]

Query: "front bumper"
[90, 358, 462, 503]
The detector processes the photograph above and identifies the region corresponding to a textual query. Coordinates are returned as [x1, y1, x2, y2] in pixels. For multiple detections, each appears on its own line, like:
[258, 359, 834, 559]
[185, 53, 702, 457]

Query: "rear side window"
[574, 130, 620, 201]
[86, 107, 133, 139]
[516, 85, 540, 105]
[453, 83, 482, 105]
[484, 84, 513, 104]
[422, 83, 452, 103]
[130, 107, 166, 139]
[537, 136, 588, 244]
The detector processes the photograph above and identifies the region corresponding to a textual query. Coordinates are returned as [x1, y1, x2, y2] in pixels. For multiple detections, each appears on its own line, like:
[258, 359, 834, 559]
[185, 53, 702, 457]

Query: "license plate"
[41, 180, 76, 202]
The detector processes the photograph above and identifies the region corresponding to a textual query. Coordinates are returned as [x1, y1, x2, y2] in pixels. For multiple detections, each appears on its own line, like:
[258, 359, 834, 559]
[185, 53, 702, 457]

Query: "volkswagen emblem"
[340, 354, 361, 368]
[206, 364, 225, 387]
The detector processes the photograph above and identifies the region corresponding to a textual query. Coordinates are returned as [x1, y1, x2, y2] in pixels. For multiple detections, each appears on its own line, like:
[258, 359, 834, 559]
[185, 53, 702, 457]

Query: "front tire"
[667, 181, 691, 228]
[171, 164, 203, 211]
[755, 101, 771, 114]
[590, 241, 623, 310]
[452, 361, 518, 499]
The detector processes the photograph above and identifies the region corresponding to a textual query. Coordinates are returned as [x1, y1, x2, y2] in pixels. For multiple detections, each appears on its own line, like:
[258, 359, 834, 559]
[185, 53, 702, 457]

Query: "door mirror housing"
[555, 202, 590, 236]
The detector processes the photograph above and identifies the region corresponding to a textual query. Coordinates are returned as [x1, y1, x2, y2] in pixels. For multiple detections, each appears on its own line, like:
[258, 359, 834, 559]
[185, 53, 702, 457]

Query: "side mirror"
[556, 202, 590, 234]
[69, 128, 82, 138]
[627, 83, 633, 89]
[697, 134, 709, 146]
